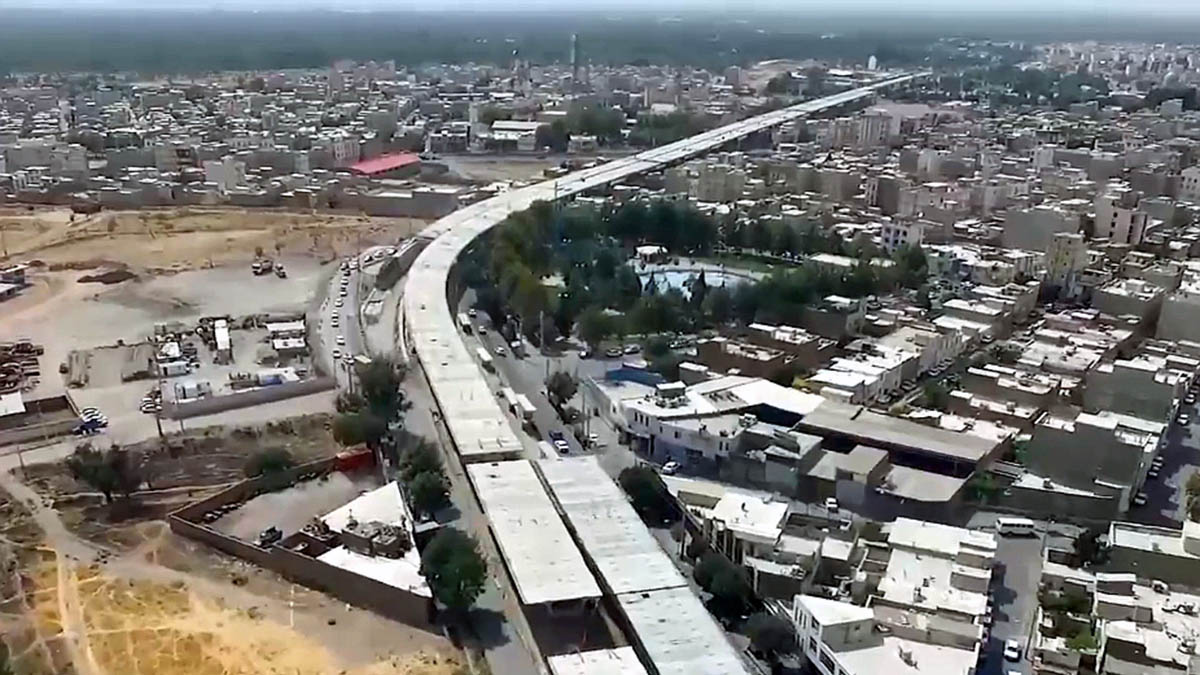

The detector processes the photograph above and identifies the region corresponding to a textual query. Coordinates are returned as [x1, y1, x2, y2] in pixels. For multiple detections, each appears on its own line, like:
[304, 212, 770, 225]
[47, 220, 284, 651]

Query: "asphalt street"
[1129, 407, 1199, 527]
[981, 529, 1044, 675]
[317, 257, 365, 389]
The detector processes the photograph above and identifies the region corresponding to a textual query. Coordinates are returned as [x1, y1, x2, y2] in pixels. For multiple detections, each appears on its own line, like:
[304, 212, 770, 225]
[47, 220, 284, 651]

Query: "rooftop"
[547, 647, 648, 675]
[797, 593, 873, 625]
[316, 482, 430, 598]
[536, 457, 687, 595]
[617, 586, 748, 675]
[467, 461, 601, 605]
[349, 152, 420, 175]
[834, 634, 979, 675]
[710, 492, 789, 545]
[796, 401, 1000, 463]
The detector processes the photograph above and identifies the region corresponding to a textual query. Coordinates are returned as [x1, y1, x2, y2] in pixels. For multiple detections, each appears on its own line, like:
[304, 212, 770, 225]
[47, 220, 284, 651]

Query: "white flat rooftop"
[537, 457, 687, 595]
[617, 586, 749, 675]
[835, 634, 978, 675]
[317, 482, 430, 597]
[322, 482, 404, 533]
[547, 647, 648, 675]
[317, 545, 430, 597]
[468, 461, 601, 605]
[0, 392, 25, 417]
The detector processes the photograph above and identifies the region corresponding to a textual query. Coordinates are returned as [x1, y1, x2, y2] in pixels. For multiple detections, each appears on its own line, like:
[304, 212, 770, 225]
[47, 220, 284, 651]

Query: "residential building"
[1094, 186, 1151, 246]
[791, 594, 981, 675]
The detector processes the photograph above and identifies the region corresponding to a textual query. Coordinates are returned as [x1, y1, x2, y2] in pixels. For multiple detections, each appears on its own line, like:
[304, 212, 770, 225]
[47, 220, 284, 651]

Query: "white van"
[996, 517, 1036, 536]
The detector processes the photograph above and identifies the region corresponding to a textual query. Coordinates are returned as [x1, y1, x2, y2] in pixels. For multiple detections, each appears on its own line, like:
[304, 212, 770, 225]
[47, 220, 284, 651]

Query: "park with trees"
[461, 197, 929, 378]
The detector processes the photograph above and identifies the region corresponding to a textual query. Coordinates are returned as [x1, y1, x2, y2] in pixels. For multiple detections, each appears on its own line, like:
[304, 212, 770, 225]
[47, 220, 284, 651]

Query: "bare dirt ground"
[0, 415, 464, 675]
[0, 206, 428, 413]
[0, 206, 427, 272]
[23, 413, 340, 518]
[439, 155, 569, 184]
[213, 471, 381, 541]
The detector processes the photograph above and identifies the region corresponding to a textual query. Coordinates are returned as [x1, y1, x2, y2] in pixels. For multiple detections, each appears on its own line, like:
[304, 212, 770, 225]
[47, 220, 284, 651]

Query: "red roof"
[349, 152, 421, 176]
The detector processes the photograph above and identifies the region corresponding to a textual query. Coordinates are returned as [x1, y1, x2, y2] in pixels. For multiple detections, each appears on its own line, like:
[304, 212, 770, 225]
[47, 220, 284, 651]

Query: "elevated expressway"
[400, 72, 928, 670]
[403, 71, 927, 466]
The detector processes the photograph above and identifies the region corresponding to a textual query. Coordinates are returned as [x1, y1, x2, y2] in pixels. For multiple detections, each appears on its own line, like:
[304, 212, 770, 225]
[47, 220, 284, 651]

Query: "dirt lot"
[213, 471, 381, 541]
[0, 528, 464, 675]
[0, 414, 464, 675]
[23, 413, 339, 516]
[0, 206, 427, 272]
[440, 155, 569, 183]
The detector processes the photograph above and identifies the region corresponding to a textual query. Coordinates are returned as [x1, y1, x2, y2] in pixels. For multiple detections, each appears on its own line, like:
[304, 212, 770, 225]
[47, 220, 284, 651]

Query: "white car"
[339, 288, 348, 297]
[1003, 639, 1021, 661]
[495, 345, 506, 356]
[825, 497, 840, 512]
[1133, 492, 1149, 507]
[332, 348, 342, 359]
[553, 439, 570, 454]
[336, 335, 345, 346]
[335, 298, 344, 308]
[661, 461, 680, 475]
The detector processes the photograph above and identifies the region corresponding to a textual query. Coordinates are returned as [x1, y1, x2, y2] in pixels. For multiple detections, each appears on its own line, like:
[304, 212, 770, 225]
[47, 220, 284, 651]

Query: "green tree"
[693, 552, 754, 621]
[921, 380, 950, 410]
[546, 371, 578, 407]
[1067, 630, 1099, 652]
[399, 439, 444, 483]
[332, 411, 388, 448]
[408, 470, 450, 518]
[420, 529, 488, 614]
[244, 448, 295, 478]
[772, 223, 798, 256]
[894, 244, 929, 289]
[745, 612, 797, 662]
[703, 286, 734, 325]
[748, 220, 772, 252]
[65, 444, 143, 504]
[1072, 528, 1109, 567]
[693, 551, 726, 589]
[578, 307, 613, 349]
[618, 466, 677, 524]
[355, 357, 407, 420]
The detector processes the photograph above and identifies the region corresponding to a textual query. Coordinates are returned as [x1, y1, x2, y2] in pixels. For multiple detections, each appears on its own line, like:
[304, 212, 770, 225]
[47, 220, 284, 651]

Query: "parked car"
[661, 461, 680, 475]
[336, 335, 345, 346]
[467, 308, 477, 318]
[1133, 492, 1149, 507]
[553, 439, 570, 454]
[623, 344, 641, 355]
[824, 497, 840, 512]
[1003, 640, 1021, 661]
[605, 347, 622, 358]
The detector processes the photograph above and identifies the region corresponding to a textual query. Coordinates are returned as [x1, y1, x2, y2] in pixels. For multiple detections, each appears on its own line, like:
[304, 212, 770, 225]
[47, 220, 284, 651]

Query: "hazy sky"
[7, 0, 1200, 12]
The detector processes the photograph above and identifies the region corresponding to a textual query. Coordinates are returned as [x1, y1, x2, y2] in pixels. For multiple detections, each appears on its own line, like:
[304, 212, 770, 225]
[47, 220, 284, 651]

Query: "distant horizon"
[2, 1, 1200, 15]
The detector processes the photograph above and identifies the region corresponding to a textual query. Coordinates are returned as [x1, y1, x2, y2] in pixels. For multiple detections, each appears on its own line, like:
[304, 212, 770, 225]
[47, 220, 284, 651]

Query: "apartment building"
[792, 594, 980, 675]
[1026, 409, 1166, 513]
